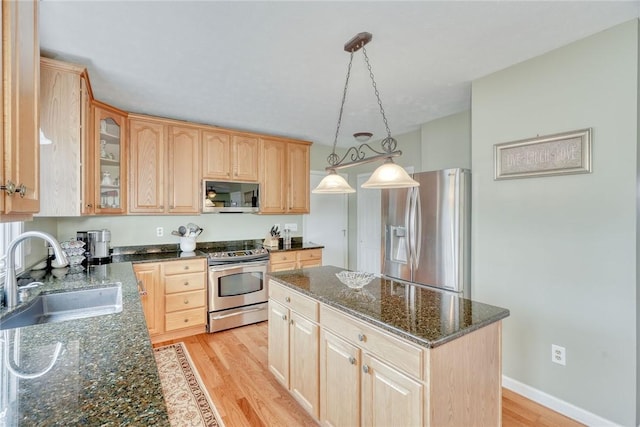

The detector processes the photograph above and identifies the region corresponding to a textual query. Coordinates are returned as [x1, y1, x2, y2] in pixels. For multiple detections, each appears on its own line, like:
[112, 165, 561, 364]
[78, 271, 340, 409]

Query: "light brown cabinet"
[128, 115, 201, 214]
[268, 281, 320, 420]
[260, 138, 311, 214]
[134, 258, 207, 343]
[38, 58, 91, 217]
[0, 0, 40, 220]
[269, 248, 322, 272]
[202, 130, 259, 182]
[134, 262, 161, 336]
[92, 101, 128, 214]
[269, 279, 503, 427]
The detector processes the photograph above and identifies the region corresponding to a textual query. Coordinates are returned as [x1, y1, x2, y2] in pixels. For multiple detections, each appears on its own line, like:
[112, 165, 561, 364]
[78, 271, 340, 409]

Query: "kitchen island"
[0, 263, 169, 426]
[267, 265, 510, 426]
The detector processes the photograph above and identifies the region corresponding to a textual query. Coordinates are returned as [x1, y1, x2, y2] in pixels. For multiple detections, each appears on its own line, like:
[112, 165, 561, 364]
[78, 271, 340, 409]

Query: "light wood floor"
[155, 322, 584, 427]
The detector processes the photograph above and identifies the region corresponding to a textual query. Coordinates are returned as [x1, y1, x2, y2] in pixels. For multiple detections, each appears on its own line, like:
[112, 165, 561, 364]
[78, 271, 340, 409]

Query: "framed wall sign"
[494, 128, 592, 180]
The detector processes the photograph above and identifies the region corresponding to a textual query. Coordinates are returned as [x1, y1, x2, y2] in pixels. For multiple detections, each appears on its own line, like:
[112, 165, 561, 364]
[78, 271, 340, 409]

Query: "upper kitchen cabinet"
[92, 101, 128, 214]
[260, 138, 311, 214]
[37, 58, 92, 217]
[129, 114, 200, 214]
[202, 130, 259, 182]
[0, 0, 40, 220]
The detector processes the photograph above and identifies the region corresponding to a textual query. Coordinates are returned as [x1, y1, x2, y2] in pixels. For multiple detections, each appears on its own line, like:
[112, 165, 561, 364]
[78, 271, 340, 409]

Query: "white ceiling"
[40, 1, 640, 147]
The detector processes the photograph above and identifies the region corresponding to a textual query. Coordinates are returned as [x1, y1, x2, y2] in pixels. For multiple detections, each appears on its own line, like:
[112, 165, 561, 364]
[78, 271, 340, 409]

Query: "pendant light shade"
[361, 159, 419, 189]
[312, 170, 355, 193]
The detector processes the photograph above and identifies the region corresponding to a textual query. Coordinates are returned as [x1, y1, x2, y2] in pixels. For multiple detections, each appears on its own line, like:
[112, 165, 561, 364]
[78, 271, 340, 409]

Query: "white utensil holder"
[180, 236, 196, 252]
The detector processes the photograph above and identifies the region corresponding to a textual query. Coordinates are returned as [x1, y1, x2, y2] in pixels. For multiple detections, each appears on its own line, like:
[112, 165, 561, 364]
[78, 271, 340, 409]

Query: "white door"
[357, 173, 381, 274]
[304, 171, 348, 268]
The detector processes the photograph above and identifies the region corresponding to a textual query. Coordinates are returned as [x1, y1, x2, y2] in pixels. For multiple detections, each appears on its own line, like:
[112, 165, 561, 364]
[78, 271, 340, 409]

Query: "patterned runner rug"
[154, 342, 224, 427]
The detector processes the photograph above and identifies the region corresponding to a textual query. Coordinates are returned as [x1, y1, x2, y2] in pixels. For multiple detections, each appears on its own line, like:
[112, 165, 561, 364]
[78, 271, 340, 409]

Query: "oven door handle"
[210, 305, 267, 320]
[209, 261, 267, 273]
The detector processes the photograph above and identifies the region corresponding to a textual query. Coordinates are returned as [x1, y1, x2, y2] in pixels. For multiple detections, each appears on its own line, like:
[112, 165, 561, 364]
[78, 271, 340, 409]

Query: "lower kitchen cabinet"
[269, 248, 323, 272]
[320, 330, 360, 427]
[270, 282, 502, 427]
[134, 258, 207, 343]
[268, 281, 320, 420]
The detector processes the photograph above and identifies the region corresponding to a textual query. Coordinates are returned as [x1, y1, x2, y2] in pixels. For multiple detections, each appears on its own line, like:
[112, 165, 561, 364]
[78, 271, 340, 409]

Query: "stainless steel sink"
[0, 283, 123, 330]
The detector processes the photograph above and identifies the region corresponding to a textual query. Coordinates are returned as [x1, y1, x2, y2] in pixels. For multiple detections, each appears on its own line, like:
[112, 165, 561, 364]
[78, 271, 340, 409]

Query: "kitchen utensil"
[178, 226, 187, 236]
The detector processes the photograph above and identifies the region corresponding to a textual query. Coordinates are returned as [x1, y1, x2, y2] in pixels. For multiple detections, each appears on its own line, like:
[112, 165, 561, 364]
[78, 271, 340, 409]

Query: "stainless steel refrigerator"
[381, 168, 470, 297]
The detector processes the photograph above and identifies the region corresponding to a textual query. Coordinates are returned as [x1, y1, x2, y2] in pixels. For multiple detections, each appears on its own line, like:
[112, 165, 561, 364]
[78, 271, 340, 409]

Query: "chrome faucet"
[3, 231, 68, 310]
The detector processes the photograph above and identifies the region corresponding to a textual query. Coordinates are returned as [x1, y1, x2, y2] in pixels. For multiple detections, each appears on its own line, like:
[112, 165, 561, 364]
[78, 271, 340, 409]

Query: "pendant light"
[312, 32, 418, 194]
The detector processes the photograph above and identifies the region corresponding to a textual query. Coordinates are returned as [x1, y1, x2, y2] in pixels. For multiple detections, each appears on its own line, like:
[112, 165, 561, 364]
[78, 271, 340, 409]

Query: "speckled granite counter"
[268, 265, 509, 348]
[0, 263, 170, 426]
[109, 238, 323, 264]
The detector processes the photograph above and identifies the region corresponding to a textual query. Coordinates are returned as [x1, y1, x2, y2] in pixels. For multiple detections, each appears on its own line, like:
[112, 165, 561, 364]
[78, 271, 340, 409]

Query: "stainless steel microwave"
[202, 180, 260, 213]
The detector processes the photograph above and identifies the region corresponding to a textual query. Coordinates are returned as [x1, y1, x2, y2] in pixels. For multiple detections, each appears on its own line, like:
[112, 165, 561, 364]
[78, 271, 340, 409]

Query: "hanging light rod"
[324, 144, 402, 171]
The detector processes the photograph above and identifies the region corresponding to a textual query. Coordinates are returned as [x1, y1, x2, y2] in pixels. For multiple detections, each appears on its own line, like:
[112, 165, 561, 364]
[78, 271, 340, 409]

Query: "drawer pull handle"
[184, 281, 189, 286]
[184, 299, 189, 304]
[137, 280, 147, 296]
[184, 266, 189, 270]
[184, 318, 189, 323]
[285, 296, 291, 303]
[282, 314, 287, 321]
[349, 356, 356, 365]
[358, 333, 366, 342]
[362, 364, 370, 374]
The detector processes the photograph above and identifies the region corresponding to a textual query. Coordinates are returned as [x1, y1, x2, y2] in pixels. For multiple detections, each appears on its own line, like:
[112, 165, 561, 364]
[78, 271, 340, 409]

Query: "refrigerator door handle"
[405, 189, 413, 266]
[413, 188, 422, 270]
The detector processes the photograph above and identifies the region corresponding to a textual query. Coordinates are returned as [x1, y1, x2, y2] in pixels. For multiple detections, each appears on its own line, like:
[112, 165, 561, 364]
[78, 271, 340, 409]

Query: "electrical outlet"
[285, 223, 298, 232]
[551, 344, 566, 366]
[156, 227, 164, 237]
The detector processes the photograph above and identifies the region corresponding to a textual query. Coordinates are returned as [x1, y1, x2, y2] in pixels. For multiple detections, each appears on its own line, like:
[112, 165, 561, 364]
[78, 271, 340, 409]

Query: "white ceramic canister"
[180, 236, 196, 252]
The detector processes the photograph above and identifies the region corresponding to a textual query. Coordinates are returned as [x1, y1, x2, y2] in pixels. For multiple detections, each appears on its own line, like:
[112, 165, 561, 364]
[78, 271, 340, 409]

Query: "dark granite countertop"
[0, 263, 170, 426]
[110, 238, 324, 264]
[268, 265, 509, 349]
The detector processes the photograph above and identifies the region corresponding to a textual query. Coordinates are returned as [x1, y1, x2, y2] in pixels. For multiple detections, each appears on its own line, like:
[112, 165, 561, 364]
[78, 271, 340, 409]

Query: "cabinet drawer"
[165, 290, 206, 313]
[298, 249, 322, 262]
[165, 307, 206, 331]
[270, 251, 296, 264]
[269, 280, 318, 321]
[162, 259, 206, 275]
[164, 272, 206, 294]
[320, 305, 423, 379]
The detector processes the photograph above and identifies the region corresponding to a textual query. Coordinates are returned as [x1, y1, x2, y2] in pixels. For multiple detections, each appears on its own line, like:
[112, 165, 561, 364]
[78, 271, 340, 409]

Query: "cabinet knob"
[281, 314, 287, 321]
[349, 356, 356, 365]
[362, 365, 370, 374]
[184, 318, 189, 323]
[184, 266, 189, 270]
[358, 333, 366, 342]
[184, 281, 189, 286]
[15, 184, 26, 198]
[184, 299, 189, 304]
[87, 204, 93, 208]
[0, 180, 16, 195]
[285, 296, 291, 303]
[290, 319, 294, 325]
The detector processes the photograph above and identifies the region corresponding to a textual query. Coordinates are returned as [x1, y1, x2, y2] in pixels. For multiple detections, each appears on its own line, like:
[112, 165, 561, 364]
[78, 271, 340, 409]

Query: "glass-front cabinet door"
[92, 102, 127, 214]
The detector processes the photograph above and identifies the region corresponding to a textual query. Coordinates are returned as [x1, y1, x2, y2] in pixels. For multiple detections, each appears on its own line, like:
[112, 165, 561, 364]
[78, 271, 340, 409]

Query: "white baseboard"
[502, 376, 620, 427]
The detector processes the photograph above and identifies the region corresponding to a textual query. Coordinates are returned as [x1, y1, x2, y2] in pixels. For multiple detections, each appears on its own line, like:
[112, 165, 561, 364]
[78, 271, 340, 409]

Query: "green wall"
[472, 19, 639, 425]
[420, 110, 471, 171]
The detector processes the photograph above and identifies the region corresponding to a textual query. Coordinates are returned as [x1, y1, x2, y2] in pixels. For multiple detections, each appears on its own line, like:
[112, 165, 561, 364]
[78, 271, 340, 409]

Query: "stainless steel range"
[205, 245, 270, 332]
